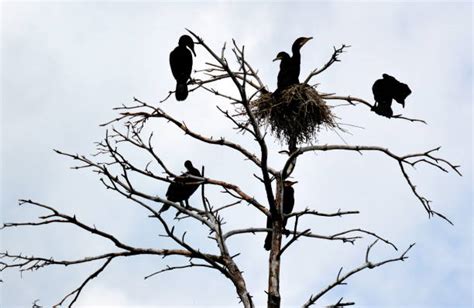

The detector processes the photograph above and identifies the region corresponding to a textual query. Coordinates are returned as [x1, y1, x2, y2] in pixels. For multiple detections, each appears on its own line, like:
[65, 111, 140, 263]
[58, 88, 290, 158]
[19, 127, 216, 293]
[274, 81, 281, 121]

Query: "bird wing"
[169, 47, 181, 80]
[372, 78, 392, 105]
[166, 181, 182, 201]
[282, 185, 295, 213]
[182, 49, 193, 80]
[169, 47, 193, 83]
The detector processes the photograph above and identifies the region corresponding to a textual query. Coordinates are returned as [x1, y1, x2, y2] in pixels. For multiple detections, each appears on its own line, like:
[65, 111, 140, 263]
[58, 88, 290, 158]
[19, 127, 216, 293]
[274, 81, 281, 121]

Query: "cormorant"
[372, 73, 411, 118]
[383, 74, 411, 107]
[288, 37, 313, 85]
[372, 77, 393, 118]
[272, 37, 312, 94]
[273, 51, 292, 91]
[159, 160, 201, 213]
[264, 180, 297, 251]
[169, 35, 196, 101]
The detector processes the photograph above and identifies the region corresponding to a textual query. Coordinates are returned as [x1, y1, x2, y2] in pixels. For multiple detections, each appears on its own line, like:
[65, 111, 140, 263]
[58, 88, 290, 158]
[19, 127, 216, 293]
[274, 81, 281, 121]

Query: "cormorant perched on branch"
[159, 160, 201, 213]
[170, 35, 196, 101]
[372, 73, 412, 118]
[273, 37, 312, 94]
[264, 181, 297, 251]
[384, 74, 411, 107]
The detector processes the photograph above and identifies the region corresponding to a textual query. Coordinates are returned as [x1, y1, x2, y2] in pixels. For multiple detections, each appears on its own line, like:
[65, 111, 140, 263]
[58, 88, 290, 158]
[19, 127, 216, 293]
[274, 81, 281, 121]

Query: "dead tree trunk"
[267, 179, 283, 308]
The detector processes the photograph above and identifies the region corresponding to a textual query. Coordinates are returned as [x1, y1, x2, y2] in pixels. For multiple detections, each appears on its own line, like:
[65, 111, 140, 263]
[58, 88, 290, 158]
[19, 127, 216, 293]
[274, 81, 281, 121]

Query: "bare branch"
[287, 208, 360, 218]
[0, 248, 222, 275]
[102, 98, 278, 177]
[303, 44, 350, 84]
[187, 29, 277, 221]
[303, 242, 415, 307]
[323, 95, 427, 124]
[144, 262, 216, 280]
[287, 144, 460, 223]
[224, 228, 362, 245]
[6, 199, 136, 251]
[54, 257, 113, 307]
[279, 229, 311, 257]
[332, 229, 397, 251]
[325, 297, 355, 307]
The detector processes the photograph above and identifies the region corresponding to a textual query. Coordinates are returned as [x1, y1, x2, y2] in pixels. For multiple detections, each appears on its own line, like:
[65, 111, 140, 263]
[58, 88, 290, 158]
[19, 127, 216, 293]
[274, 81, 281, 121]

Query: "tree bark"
[225, 258, 255, 308]
[267, 180, 283, 308]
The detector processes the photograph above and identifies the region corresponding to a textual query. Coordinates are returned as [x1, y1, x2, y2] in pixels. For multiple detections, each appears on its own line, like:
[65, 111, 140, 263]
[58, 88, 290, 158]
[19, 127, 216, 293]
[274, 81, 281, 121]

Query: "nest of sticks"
[251, 84, 336, 149]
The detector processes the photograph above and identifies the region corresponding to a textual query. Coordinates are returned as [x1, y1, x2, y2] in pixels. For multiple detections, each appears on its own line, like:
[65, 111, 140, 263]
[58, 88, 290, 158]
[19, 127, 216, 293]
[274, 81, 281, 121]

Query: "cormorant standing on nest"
[170, 35, 196, 101]
[264, 181, 297, 251]
[273, 51, 292, 91]
[372, 73, 411, 118]
[273, 37, 313, 94]
[288, 37, 313, 85]
[273, 37, 312, 153]
[159, 160, 201, 213]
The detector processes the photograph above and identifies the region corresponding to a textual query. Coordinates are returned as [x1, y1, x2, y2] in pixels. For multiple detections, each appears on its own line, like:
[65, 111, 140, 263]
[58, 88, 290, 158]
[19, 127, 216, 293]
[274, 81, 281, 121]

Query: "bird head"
[184, 160, 194, 170]
[284, 180, 298, 187]
[292, 37, 313, 51]
[382, 73, 397, 83]
[272, 51, 290, 62]
[179, 35, 196, 56]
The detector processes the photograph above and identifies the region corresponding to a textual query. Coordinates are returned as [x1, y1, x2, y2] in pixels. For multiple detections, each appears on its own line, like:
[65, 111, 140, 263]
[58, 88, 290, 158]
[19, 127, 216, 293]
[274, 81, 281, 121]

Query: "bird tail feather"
[264, 232, 272, 251]
[175, 83, 188, 101]
[159, 203, 170, 213]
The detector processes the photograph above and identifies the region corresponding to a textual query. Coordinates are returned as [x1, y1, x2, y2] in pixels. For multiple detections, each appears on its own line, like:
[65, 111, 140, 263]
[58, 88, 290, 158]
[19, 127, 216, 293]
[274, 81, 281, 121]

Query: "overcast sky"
[1, 1, 472, 307]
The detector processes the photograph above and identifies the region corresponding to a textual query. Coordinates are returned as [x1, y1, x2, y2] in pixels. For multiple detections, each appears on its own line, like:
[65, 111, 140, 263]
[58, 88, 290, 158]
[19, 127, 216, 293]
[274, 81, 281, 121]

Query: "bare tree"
[1, 30, 461, 308]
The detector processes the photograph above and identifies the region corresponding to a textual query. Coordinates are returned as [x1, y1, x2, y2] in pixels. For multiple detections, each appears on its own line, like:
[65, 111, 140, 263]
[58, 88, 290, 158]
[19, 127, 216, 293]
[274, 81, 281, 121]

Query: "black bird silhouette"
[372, 77, 394, 118]
[384, 74, 411, 107]
[288, 37, 313, 85]
[273, 51, 293, 91]
[372, 73, 412, 118]
[264, 180, 297, 251]
[273, 37, 312, 94]
[159, 160, 201, 213]
[169, 35, 196, 101]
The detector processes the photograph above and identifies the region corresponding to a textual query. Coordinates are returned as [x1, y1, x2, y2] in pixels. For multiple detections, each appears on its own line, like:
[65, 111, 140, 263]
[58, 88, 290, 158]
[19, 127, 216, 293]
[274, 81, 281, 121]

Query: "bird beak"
[190, 46, 196, 57]
[287, 181, 298, 186]
[272, 55, 282, 62]
[301, 37, 313, 46]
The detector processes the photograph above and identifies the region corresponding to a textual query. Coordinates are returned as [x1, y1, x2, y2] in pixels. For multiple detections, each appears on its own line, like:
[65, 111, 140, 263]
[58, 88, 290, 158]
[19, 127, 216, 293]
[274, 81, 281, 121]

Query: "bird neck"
[284, 186, 294, 194]
[291, 49, 301, 63]
[292, 44, 300, 52]
[188, 167, 200, 176]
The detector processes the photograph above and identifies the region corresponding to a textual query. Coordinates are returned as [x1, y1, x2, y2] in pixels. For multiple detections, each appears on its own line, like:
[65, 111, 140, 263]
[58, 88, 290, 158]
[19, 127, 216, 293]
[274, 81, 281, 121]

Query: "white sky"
[1, 1, 472, 307]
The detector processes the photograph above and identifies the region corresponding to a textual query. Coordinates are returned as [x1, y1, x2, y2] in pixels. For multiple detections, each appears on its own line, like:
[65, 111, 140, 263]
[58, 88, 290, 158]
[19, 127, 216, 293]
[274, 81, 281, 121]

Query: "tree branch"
[287, 208, 360, 218]
[144, 262, 216, 280]
[323, 95, 427, 124]
[303, 44, 350, 84]
[302, 242, 415, 307]
[285, 144, 460, 223]
[54, 257, 113, 307]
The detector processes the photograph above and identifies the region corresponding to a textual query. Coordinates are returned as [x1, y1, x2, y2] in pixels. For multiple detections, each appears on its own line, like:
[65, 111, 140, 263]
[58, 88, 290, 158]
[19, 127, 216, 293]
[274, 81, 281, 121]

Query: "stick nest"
[251, 84, 336, 147]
